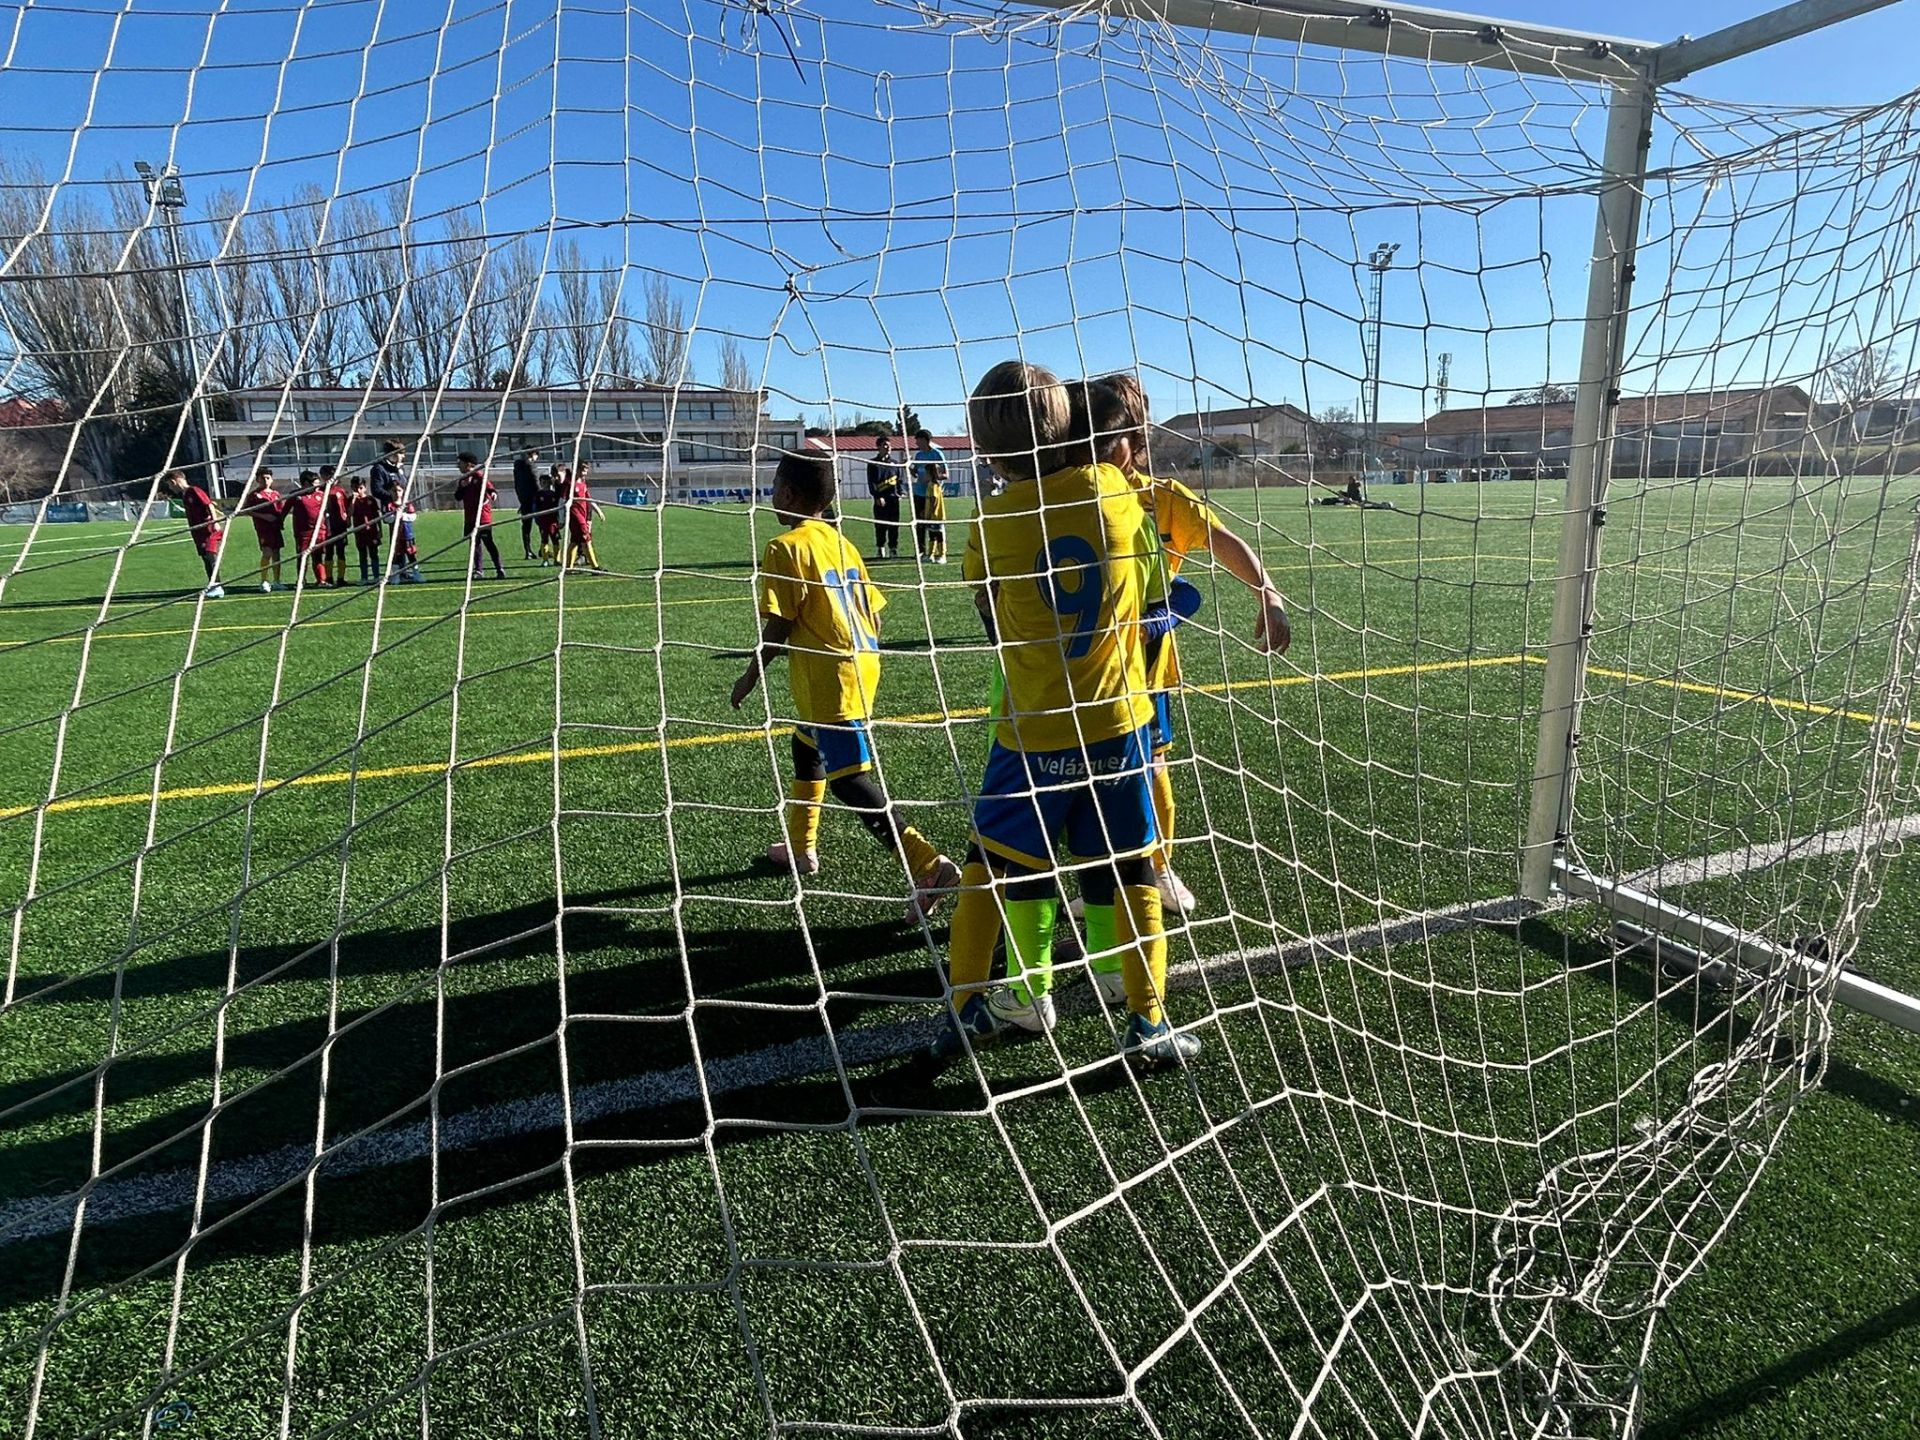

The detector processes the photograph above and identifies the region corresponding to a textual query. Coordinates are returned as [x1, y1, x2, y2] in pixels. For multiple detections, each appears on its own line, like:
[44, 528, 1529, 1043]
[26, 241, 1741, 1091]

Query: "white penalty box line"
[7, 804, 1915, 1249]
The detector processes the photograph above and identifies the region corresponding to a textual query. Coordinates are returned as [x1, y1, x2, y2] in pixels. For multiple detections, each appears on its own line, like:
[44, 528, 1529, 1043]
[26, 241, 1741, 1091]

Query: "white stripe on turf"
[1625, 811, 1920, 890]
[8, 806, 1916, 1249]
[0, 894, 1529, 1246]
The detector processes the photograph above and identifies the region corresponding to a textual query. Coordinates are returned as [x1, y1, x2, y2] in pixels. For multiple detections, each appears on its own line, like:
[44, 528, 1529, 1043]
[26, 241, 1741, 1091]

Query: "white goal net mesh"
[2, 2, 1918, 1437]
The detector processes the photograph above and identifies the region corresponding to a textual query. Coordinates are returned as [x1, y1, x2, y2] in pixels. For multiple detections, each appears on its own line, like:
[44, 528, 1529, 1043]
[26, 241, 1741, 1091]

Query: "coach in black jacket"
[866, 436, 903, 561]
[513, 448, 542, 558]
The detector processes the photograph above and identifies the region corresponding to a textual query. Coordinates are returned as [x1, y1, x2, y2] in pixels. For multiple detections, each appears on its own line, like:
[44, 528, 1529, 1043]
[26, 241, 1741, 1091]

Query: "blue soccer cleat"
[1123, 1012, 1202, 1071]
[928, 993, 1008, 1063]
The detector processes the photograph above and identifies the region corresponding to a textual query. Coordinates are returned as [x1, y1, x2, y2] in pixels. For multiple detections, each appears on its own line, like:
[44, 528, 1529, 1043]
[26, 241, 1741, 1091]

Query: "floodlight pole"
[137, 161, 223, 498]
[1520, 74, 1655, 903]
[1365, 243, 1397, 474]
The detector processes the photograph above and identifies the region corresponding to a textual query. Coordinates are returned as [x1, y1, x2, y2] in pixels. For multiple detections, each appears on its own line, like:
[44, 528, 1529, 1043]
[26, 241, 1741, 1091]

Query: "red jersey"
[456, 472, 495, 527]
[350, 493, 383, 532]
[240, 489, 286, 546]
[287, 489, 325, 546]
[181, 484, 218, 543]
[322, 486, 351, 536]
[569, 478, 593, 536]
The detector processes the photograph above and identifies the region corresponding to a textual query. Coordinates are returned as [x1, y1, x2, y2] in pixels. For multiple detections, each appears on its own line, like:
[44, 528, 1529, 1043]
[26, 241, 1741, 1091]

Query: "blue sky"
[2, 0, 1914, 432]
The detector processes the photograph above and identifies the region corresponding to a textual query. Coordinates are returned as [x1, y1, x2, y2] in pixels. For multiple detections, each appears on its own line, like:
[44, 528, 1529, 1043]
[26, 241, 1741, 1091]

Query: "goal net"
[2, 1, 1917, 1436]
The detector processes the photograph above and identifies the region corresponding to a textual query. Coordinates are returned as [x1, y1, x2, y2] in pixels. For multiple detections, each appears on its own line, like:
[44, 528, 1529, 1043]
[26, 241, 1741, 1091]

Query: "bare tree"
[1819, 342, 1895, 418]
[641, 272, 688, 386]
[716, 334, 758, 459]
[552, 239, 600, 384]
[1311, 406, 1357, 464]
[200, 188, 270, 395]
[338, 193, 412, 388]
[1506, 383, 1576, 405]
[599, 269, 637, 384]
[0, 160, 158, 485]
[253, 185, 359, 387]
[398, 193, 469, 389]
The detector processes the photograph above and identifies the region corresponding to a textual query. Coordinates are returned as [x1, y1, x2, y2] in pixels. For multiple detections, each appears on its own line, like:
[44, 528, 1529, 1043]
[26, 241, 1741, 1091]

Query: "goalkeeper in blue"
[936, 361, 1197, 1070]
[732, 449, 961, 922]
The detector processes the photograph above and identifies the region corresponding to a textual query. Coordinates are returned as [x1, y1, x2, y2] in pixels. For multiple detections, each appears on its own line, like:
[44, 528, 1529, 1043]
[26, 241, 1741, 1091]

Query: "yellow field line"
[0, 653, 1537, 822]
[1584, 663, 1920, 734]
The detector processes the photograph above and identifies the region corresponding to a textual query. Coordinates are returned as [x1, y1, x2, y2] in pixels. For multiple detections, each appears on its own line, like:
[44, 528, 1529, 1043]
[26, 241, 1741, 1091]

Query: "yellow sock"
[786, 779, 825, 857]
[1116, 882, 1168, 1024]
[1151, 762, 1177, 871]
[899, 825, 942, 882]
[946, 861, 998, 995]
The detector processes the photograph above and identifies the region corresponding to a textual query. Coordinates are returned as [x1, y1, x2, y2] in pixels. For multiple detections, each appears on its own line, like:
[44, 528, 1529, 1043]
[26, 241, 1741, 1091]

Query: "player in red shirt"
[317, 465, 351, 588]
[162, 469, 225, 598]
[348, 476, 385, 584]
[564, 462, 606, 571]
[286, 469, 328, 586]
[454, 452, 507, 580]
[236, 467, 287, 591]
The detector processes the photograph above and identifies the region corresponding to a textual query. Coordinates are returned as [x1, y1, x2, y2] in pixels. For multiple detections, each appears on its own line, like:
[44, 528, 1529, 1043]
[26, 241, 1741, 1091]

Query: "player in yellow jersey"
[732, 450, 960, 921]
[1093, 372, 1292, 922]
[935, 360, 1196, 1069]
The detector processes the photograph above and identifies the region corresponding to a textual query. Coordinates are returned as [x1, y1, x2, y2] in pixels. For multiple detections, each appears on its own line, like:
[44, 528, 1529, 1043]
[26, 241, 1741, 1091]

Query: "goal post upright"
[1519, 72, 1656, 904]
[1519, 0, 1905, 904]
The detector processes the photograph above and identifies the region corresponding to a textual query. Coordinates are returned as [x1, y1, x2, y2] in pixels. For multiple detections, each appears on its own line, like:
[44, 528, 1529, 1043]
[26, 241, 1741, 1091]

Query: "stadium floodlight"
[134, 158, 221, 494]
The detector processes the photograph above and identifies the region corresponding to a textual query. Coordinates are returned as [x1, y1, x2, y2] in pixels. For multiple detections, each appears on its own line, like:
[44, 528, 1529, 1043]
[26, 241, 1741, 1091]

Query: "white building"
[209, 387, 804, 505]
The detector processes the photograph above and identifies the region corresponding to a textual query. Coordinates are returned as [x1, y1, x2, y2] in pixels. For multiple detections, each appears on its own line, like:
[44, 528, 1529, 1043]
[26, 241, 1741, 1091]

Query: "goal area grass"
[2, 474, 1917, 1438]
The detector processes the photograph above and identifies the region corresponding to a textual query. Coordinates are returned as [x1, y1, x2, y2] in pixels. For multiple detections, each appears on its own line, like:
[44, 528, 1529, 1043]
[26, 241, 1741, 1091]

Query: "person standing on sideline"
[237, 467, 287, 591]
[565, 465, 606, 571]
[163, 469, 225, 598]
[317, 465, 350, 588]
[513, 447, 542, 559]
[349, 476, 384, 583]
[910, 428, 948, 564]
[287, 469, 328, 585]
[455, 452, 508, 580]
[866, 435, 903, 561]
[369, 440, 406, 507]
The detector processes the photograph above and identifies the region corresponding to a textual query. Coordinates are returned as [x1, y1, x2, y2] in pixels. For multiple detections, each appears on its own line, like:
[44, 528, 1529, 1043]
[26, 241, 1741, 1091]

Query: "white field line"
[1625, 811, 1920, 889]
[0, 894, 1529, 1246]
[6, 807, 1915, 1249]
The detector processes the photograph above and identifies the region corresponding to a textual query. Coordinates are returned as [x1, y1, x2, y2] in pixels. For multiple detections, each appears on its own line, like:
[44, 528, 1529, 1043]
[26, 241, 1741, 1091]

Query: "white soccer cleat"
[260, 583, 272, 593]
[906, 854, 962, 924]
[203, 584, 225, 599]
[1089, 966, 1128, 1005]
[767, 840, 820, 875]
[1157, 866, 1198, 916]
[986, 986, 1056, 1033]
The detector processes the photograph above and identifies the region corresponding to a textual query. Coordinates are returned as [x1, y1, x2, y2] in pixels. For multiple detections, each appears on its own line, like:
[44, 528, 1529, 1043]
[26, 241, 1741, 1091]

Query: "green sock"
[1084, 903, 1119, 976]
[1003, 898, 1058, 1005]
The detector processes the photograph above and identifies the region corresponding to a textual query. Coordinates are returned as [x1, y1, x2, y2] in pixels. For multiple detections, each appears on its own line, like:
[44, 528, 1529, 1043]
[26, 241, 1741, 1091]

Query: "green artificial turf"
[1, 474, 1916, 1438]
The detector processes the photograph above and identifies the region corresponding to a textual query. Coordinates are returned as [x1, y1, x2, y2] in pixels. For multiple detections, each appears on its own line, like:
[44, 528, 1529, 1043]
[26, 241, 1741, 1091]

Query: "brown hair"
[774, 450, 835, 512]
[1095, 372, 1150, 463]
[968, 361, 1074, 481]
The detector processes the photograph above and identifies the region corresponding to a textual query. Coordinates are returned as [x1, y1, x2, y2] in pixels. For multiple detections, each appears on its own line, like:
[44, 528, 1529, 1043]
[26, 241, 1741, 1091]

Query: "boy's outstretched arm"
[1203, 520, 1290, 654]
[732, 614, 795, 709]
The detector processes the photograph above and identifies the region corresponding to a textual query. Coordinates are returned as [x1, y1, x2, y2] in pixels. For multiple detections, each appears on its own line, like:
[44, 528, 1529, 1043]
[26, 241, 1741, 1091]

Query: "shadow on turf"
[0, 869, 957, 1200]
[1641, 1288, 1920, 1440]
[1511, 917, 1920, 1138]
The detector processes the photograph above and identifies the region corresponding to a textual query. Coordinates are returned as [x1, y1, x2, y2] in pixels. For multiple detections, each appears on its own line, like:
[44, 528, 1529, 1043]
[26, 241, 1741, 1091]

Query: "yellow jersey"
[1134, 473, 1220, 691]
[758, 519, 886, 723]
[968, 463, 1155, 752]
